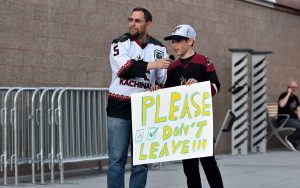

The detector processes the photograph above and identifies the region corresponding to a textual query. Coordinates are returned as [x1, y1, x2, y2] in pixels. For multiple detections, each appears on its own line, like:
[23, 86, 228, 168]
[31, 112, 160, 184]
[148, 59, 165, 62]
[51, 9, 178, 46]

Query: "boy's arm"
[205, 57, 220, 96]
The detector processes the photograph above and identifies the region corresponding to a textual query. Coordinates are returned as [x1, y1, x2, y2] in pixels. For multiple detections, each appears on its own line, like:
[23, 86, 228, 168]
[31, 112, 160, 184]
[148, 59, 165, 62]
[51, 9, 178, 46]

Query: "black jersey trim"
[148, 35, 165, 47]
[112, 33, 131, 44]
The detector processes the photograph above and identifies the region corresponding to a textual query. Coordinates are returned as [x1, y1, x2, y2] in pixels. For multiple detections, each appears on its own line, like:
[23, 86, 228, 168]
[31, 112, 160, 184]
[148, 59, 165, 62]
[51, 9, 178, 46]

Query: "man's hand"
[147, 58, 171, 70]
[279, 88, 292, 108]
[150, 84, 161, 91]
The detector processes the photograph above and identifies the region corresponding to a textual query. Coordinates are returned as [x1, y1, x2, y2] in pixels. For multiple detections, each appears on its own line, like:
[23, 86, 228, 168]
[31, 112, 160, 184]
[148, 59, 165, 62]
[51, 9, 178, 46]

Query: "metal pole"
[81, 91, 87, 157]
[87, 92, 92, 156]
[31, 88, 45, 184]
[58, 89, 66, 184]
[50, 88, 62, 183]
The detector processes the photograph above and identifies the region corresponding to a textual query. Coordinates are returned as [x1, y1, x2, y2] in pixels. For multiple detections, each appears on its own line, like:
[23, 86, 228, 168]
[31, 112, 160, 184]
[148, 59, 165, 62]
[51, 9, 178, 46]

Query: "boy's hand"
[186, 78, 198, 85]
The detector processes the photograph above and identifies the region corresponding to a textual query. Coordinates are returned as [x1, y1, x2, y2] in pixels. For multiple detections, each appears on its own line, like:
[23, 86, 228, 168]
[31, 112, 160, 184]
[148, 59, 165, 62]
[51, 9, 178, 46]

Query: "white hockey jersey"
[107, 33, 168, 119]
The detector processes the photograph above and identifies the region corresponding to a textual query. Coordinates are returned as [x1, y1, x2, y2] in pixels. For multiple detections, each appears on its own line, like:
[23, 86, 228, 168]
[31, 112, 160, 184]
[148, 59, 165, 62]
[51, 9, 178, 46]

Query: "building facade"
[0, 0, 300, 153]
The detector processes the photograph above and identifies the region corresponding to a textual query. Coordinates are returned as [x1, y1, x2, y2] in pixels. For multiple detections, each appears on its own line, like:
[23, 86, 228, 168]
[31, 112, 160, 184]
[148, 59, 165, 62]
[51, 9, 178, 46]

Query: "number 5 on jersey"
[113, 44, 119, 56]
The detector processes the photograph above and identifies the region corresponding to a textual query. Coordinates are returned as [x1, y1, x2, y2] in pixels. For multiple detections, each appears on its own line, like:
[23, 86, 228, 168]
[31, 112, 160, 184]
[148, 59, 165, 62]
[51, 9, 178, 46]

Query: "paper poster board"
[131, 81, 214, 165]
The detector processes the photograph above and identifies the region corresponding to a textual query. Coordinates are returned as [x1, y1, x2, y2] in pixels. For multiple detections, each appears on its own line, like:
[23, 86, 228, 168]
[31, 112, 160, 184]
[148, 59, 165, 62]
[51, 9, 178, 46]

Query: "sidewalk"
[3, 150, 300, 188]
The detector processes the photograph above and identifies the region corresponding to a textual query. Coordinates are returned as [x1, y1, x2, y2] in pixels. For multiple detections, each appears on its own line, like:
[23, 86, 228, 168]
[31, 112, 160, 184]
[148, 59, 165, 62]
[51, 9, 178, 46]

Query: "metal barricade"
[37, 88, 62, 184]
[1, 87, 20, 185]
[0, 87, 109, 185]
[56, 88, 108, 183]
[12, 88, 36, 185]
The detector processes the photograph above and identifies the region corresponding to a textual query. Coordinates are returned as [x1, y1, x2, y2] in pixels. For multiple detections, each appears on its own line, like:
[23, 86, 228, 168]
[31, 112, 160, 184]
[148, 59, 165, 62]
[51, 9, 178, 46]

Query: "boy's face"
[171, 38, 193, 57]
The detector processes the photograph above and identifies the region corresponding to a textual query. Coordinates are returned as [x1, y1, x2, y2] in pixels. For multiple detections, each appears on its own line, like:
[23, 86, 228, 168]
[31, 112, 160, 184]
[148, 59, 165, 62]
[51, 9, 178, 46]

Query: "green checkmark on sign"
[147, 127, 159, 140]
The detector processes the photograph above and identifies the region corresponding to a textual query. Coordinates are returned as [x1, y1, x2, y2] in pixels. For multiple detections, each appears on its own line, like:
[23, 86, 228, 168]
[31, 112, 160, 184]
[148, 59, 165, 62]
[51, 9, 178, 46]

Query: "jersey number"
[113, 45, 119, 56]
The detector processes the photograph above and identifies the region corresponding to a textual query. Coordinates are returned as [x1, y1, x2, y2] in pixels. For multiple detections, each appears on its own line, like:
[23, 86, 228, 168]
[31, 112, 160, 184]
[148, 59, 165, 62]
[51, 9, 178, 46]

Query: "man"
[106, 7, 171, 188]
[164, 24, 224, 188]
[278, 80, 300, 151]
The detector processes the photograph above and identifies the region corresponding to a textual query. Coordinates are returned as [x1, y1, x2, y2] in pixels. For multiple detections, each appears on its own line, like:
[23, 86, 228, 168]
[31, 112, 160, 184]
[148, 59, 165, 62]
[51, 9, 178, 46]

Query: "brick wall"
[0, 0, 300, 153]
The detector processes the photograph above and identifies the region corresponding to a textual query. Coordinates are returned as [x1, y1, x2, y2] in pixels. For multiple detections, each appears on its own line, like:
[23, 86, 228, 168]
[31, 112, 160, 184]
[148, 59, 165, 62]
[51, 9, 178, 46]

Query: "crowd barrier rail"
[0, 87, 109, 185]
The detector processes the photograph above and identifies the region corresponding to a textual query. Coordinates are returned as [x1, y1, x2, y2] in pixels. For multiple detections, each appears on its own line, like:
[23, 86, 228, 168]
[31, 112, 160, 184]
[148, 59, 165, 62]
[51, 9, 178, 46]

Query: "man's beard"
[130, 29, 145, 40]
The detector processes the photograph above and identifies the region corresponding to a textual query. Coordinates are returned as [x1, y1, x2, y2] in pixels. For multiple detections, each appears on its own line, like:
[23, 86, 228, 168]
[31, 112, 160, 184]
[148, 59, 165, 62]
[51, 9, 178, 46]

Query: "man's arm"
[152, 48, 169, 86]
[146, 59, 171, 71]
[296, 106, 300, 120]
[278, 88, 292, 108]
[110, 41, 170, 80]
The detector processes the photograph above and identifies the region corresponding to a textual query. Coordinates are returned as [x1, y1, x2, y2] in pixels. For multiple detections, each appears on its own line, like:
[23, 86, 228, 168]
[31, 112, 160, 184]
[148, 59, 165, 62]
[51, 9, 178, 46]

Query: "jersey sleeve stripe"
[117, 60, 134, 77]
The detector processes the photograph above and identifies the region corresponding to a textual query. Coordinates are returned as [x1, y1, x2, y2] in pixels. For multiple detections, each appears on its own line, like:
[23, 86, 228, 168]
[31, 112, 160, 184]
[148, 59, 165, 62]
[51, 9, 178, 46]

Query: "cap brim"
[164, 35, 189, 41]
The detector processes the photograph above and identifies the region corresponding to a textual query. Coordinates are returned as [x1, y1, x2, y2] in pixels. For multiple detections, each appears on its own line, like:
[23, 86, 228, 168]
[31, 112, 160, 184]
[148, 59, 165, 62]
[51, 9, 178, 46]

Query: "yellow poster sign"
[131, 81, 213, 165]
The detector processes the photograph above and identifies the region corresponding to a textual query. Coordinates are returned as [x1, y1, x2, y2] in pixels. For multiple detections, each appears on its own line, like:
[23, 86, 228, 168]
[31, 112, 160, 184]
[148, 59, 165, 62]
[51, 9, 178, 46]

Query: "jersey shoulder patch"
[112, 33, 130, 44]
[204, 56, 214, 66]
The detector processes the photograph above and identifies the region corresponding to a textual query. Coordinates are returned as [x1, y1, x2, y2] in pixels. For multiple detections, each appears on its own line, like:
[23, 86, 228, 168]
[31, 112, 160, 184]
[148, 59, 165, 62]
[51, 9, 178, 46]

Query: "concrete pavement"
[2, 150, 300, 188]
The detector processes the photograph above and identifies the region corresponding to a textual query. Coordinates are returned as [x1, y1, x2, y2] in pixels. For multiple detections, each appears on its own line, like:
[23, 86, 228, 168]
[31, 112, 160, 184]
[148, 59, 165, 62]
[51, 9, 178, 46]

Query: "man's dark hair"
[132, 7, 152, 22]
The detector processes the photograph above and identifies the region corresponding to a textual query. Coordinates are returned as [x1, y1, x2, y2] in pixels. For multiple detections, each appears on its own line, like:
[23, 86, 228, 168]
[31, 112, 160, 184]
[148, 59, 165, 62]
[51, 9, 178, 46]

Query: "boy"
[164, 24, 224, 188]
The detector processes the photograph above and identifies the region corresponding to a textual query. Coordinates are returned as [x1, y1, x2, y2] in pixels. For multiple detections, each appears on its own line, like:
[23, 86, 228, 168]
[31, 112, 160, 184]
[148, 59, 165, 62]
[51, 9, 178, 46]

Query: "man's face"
[171, 39, 193, 57]
[128, 11, 150, 39]
[288, 82, 298, 93]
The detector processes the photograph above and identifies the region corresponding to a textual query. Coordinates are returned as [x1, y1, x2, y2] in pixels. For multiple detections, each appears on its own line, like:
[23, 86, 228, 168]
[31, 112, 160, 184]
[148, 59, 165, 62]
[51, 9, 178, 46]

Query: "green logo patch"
[154, 49, 164, 60]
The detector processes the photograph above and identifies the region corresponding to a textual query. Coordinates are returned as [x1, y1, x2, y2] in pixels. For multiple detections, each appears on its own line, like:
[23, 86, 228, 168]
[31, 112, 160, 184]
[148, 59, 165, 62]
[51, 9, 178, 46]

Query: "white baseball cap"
[164, 24, 196, 41]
